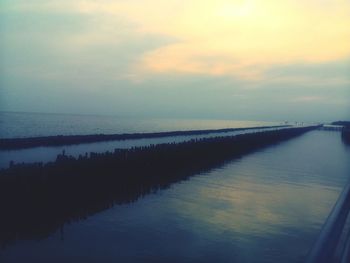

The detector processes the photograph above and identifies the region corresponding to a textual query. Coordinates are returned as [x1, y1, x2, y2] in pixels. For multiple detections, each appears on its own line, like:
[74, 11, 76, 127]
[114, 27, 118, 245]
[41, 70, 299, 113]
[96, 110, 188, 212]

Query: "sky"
[0, 0, 349, 122]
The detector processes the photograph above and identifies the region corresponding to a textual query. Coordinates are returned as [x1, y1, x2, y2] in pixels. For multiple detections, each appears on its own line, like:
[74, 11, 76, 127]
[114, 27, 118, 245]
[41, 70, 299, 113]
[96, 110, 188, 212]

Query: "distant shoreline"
[0, 125, 289, 150]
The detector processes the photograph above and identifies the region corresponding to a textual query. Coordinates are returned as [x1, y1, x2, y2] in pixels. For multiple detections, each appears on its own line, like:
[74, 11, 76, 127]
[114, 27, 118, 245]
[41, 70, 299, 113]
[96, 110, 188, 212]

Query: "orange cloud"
[101, 0, 350, 79]
[11, 0, 350, 80]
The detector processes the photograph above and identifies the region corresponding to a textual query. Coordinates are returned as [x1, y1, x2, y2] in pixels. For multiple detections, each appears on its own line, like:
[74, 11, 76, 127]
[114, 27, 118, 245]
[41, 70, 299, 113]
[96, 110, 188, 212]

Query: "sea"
[0, 111, 349, 263]
[0, 111, 281, 139]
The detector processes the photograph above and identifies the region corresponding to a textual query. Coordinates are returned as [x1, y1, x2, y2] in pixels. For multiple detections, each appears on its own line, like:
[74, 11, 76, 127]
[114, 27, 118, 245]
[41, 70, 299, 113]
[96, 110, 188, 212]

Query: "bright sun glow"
[217, 1, 255, 19]
[101, 0, 350, 80]
[8, 0, 350, 80]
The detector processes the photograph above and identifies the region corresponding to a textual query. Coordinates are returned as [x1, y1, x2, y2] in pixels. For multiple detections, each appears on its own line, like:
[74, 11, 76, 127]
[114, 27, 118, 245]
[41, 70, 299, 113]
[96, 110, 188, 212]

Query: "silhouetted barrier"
[0, 125, 288, 150]
[331, 121, 350, 145]
[0, 126, 317, 247]
[341, 129, 350, 145]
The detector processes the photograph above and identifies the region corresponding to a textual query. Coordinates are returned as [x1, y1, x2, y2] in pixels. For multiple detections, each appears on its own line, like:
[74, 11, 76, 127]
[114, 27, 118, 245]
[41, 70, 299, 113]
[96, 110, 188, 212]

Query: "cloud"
[1, 1, 349, 120]
[66, 0, 350, 79]
[293, 96, 323, 102]
[3, 0, 350, 81]
[291, 96, 348, 108]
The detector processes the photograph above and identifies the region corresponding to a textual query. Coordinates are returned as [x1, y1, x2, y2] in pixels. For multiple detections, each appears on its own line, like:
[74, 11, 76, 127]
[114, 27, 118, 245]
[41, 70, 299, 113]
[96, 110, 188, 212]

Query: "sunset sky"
[1, 0, 349, 121]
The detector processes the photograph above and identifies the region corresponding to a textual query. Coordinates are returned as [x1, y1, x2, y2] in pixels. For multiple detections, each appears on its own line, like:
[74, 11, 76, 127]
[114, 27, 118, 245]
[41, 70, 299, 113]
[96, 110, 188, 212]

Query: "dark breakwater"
[342, 129, 350, 144]
[0, 126, 316, 246]
[341, 123, 350, 145]
[0, 125, 288, 150]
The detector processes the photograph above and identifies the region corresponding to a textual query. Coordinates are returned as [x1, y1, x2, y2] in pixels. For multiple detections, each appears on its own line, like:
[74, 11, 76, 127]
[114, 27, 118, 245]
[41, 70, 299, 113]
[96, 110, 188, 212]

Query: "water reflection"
[1, 131, 349, 263]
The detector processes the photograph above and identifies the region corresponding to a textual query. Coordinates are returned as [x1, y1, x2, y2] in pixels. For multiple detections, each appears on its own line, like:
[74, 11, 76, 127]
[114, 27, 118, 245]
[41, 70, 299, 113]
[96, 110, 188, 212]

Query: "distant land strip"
[0, 126, 317, 246]
[331, 121, 350, 127]
[0, 125, 289, 150]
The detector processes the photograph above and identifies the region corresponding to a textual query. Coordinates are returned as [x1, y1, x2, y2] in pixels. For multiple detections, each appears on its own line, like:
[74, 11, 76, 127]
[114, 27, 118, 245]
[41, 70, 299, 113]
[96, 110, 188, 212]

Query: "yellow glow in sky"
[67, 0, 350, 79]
[1, 0, 349, 119]
[9, 0, 350, 80]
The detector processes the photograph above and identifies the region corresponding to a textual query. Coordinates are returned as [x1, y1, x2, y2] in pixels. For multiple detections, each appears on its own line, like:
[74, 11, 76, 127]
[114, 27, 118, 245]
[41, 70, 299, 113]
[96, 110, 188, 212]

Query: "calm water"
[0, 112, 280, 138]
[1, 130, 349, 263]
